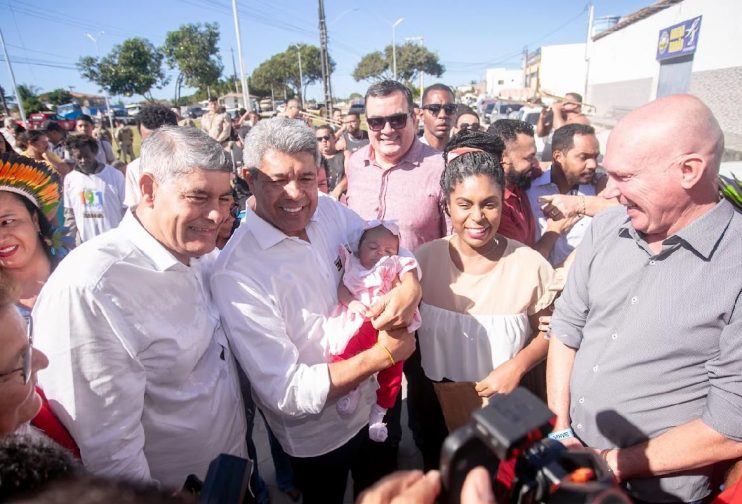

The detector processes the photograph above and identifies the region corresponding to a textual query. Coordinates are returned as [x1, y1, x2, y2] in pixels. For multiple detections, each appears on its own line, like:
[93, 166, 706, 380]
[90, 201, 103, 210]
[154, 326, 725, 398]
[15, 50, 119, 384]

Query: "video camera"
[440, 387, 630, 504]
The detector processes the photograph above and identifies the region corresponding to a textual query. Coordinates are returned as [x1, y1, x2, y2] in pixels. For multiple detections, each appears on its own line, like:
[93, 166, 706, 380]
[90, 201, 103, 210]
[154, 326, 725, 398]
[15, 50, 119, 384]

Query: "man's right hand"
[378, 329, 415, 366]
[545, 214, 581, 235]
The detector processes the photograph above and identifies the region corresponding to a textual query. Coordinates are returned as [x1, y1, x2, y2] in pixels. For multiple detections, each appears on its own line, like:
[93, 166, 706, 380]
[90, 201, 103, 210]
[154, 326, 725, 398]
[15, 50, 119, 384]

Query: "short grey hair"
[140, 125, 228, 183]
[243, 117, 319, 171]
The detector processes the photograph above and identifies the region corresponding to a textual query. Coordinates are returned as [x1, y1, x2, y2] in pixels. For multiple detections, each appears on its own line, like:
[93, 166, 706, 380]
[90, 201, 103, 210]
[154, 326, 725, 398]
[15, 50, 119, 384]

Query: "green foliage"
[78, 37, 168, 100]
[250, 44, 334, 100]
[352, 51, 389, 82]
[353, 42, 444, 85]
[163, 23, 223, 103]
[17, 84, 45, 114]
[719, 174, 742, 210]
[40, 88, 73, 107]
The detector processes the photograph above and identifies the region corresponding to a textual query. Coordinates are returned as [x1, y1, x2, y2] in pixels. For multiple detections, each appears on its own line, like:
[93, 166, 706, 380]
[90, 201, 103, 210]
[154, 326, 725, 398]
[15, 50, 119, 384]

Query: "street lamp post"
[391, 17, 404, 81]
[85, 32, 114, 130]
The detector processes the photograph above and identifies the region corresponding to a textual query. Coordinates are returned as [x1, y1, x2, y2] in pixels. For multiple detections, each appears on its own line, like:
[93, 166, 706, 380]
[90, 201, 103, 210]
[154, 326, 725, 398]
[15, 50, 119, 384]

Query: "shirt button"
[630, 296, 638, 304]
[649, 260, 656, 265]
[593, 365, 599, 372]
[576, 424, 583, 430]
[611, 333, 618, 340]
[578, 397, 585, 404]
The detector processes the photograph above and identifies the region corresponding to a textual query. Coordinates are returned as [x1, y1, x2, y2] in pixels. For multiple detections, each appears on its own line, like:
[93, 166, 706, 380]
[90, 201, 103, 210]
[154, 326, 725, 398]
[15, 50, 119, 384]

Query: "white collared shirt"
[526, 167, 596, 266]
[34, 211, 247, 487]
[210, 195, 380, 457]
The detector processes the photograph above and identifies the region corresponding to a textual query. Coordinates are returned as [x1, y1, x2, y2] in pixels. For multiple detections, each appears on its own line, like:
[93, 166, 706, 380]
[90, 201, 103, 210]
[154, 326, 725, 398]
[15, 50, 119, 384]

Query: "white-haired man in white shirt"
[34, 126, 247, 487]
[211, 117, 419, 503]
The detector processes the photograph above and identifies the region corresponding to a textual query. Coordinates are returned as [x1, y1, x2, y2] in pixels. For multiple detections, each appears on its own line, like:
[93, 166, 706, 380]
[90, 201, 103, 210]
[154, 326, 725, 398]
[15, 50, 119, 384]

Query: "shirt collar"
[242, 203, 320, 250]
[364, 138, 426, 169]
[533, 167, 554, 187]
[618, 199, 735, 260]
[120, 210, 183, 271]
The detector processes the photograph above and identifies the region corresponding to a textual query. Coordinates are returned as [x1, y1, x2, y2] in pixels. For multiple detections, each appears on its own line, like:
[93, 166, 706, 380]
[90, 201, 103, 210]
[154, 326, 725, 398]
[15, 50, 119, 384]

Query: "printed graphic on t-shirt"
[79, 189, 106, 219]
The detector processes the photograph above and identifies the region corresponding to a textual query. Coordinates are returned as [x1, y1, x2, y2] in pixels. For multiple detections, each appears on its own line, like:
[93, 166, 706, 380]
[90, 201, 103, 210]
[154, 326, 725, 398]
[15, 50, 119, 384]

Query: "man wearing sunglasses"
[418, 83, 457, 152]
[315, 125, 346, 199]
[345, 80, 447, 254]
[450, 106, 481, 137]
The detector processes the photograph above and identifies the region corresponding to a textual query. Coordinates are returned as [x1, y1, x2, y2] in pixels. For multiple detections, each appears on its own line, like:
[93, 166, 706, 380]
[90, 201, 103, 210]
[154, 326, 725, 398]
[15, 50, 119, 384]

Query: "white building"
[485, 68, 523, 97]
[586, 0, 742, 136]
[524, 44, 587, 100]
[539, 44, 588, 98]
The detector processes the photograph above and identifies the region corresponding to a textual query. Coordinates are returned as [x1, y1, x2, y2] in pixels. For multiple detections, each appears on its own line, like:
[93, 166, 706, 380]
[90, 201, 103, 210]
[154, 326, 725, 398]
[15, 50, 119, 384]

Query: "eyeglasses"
[0, 315, 33, 384]
[459, 123, 481, 132]
[316, 135, 332, 142]
[422, 104, 457, 116]
[366, 113, 409, 132]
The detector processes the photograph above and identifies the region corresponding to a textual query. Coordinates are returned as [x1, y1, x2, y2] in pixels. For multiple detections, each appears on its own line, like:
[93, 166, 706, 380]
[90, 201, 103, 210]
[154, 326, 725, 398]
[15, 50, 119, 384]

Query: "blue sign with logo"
[657, 16, 702, 61]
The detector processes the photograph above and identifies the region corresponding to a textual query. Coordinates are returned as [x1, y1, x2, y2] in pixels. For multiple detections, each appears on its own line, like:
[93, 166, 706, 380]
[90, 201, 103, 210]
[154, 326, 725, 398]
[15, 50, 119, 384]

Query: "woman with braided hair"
[411, 129, 557, 470]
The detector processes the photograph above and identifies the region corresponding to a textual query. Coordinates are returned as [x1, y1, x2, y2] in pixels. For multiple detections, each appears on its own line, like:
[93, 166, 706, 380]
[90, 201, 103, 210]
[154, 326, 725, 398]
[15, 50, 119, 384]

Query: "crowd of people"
[0, 80, 740, 504]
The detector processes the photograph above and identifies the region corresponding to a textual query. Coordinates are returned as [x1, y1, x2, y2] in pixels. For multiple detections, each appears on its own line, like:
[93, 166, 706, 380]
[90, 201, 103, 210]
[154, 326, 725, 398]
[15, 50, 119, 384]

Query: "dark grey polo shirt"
[551, 200, 742, 503]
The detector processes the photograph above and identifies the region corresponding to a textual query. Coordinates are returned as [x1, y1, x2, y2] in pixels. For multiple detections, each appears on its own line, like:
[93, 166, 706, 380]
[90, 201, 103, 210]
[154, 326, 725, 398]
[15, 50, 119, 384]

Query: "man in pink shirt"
[345, 80, 447, 253]
[345, 80, 446, 473]
[487, 119, 540, 247]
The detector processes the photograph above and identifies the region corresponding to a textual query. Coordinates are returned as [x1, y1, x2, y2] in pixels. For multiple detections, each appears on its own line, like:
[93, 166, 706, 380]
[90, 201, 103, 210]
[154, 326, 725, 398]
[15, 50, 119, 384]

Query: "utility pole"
[406, 36, 424, 106]
[522, 46, 529, 92]
[391, 18, 404, 81]
[318, 0, 333, 117]
[0, 29, 26, 124]
[85, 32, 114, 130]
[584, 3, 595, 107]
[297, 47, 304, 107]
[231, 0, 252, 111]
[230, 48, 239, 94]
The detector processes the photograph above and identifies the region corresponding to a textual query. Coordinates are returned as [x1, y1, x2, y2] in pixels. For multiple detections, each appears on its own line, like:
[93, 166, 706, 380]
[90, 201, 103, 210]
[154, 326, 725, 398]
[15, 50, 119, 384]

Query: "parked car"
[186, 106, 204, 119]
[488, 102, 523, 124]
[348, 102, 364, 115]
[27, 112, 76, 131]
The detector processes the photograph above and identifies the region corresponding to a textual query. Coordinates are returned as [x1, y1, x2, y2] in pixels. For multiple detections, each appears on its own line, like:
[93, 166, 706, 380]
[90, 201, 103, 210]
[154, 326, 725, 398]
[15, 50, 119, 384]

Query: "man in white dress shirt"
[33, 126, 247, 488]
[210, 117, 419, 503]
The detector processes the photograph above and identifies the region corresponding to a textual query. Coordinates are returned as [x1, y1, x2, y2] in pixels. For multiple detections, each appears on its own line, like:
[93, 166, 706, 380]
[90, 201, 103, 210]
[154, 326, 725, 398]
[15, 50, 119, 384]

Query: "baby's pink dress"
[325, 246, 422, 356]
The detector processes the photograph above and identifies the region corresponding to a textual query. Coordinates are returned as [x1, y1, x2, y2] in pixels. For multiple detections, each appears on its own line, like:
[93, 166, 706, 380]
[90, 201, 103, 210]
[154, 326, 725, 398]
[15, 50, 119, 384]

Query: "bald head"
[603, 94, 724, 242]
[612, 94, 723, 173]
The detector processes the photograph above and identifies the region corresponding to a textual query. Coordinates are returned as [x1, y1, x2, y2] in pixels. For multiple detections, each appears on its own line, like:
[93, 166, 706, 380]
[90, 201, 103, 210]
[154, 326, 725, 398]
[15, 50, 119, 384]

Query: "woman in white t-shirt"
[410, 129, 556, 470]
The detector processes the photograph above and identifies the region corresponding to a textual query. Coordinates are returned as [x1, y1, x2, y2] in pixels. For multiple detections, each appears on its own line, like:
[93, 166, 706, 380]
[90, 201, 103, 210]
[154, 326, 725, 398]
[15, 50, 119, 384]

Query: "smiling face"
[142, 168, 232, 264]
[502, 133, 539, 189]
[602, 128, 684, 239]
[448, 174, 503, 253]
[555, 133, 600, 186]
[0, 192, 43, 271]
[357, 225, 400, 269]
[366, 91, 416, 166]
[0, 307, 49, 435]
[247, 150, 318, 239]
[422, 89, 455, 140]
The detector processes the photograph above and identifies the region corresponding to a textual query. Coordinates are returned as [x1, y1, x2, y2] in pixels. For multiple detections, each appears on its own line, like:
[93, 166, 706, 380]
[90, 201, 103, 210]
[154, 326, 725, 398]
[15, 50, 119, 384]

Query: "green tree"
[40, 88, 73, 107]
[17, 84, 45, 114]
[250, 44, 334, 101]
[352, 51, 389, 81]
[163, 23, 223, 104]
[78, 37, 168, 100]
[353, 42, 444, 86]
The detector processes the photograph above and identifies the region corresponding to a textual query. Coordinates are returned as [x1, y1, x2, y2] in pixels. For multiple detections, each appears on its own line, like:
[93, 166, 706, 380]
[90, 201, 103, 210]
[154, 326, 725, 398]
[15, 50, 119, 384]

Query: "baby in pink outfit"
[326, 220, 421, 442]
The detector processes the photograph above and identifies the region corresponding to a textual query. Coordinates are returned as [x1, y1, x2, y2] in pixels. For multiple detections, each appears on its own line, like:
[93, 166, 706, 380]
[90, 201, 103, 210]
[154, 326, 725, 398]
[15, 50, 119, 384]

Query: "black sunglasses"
[366, 113, 409, 132]
[315, 135, 332, 142]
[459, 123, 481, 131]
[0, 316, 33, 384]
[422, 104, 457, 116]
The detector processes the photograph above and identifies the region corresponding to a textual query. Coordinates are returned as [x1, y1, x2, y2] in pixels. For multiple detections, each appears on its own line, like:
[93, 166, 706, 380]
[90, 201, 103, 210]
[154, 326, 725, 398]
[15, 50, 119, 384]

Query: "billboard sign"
[657, 16, 702, 61]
